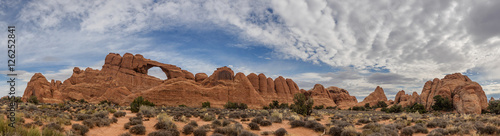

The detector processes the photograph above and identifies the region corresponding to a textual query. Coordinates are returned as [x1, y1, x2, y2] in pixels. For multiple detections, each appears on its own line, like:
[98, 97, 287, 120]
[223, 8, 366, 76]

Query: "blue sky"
[1, 0, 500, 100]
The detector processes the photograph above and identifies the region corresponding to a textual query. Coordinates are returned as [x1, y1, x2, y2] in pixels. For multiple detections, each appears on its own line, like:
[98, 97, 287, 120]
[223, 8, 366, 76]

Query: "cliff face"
[22, 53, 329, 108]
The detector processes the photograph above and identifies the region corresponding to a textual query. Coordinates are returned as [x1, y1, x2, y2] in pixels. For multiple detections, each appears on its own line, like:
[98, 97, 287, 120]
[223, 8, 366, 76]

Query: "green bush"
[326, 106, 337, 109]
[291, 93, 313, 116]
[487, 100, 500, 114]
[376, 101, 388, 108]
[269, 100, 280, 109]
[431, 95, 453, 111]
[202, 101, 211, 108]
[178, 105, 187, 107]
[28, 95, 39, 105]
[130, 96, 155, 113]
[351, 106, 366, 111]
[384, 104, 403, 113]
[364, 103, 371, 109]
[405, 103, 427, 113]
[313, 105, 324, 110]
[279, 103, 289, 109]
[223, 101, 247, 109]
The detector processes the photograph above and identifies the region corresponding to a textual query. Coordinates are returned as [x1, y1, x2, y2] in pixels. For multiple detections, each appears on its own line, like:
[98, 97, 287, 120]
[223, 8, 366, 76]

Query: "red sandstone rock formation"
[490, 97, 495, 102]
[394, 90, 421, 107]
[21, 53, 306, 108]
[361, 86, 388, 106]
[304, 85, 358, 109]
[419, 73, 487, 114]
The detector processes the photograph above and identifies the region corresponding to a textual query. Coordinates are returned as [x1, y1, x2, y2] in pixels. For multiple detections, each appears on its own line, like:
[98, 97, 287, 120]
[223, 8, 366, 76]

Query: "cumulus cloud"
[6, 0, 500, 98]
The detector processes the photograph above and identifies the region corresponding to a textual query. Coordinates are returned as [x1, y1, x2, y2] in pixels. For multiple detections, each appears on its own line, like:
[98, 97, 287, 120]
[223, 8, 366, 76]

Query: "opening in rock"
[147, 67, 168, 80]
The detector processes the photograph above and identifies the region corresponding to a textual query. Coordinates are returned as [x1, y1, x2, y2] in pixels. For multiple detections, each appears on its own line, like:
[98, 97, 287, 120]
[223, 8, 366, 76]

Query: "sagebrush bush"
[139, 106, 156, 118]
[248, 122, 260, 130]
[401, 127, 414, 136]
[260, 120, 272, 126]
[130, 124, 146, 135]
[193, 128, 207, 136]
[42, 128, 64, 136]
[71, 123, 89, 135]
[239, 130, 258, 136]
[130, 96, 155, 113]
[305, 120, 325, 132]
[251, 116, 264, 124]
[357, 118, 371, 124]
[43, 123, 64, 132]
[188, 120, 198, 127]
[114, 111, 126, 118]
[290, 120, 306, 128]
[182, 125, 194, 135]
[341, 126, 360, 136]
[154, 121, 176, 130]
[328, 127, 343, 136]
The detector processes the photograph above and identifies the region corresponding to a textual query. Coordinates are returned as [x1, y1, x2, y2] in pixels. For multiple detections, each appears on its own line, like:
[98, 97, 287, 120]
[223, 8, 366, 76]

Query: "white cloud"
[9, 0, 500, 99]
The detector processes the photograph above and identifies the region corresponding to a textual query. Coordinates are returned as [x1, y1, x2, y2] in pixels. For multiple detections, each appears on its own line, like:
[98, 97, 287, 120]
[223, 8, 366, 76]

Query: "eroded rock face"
[361, 86, 388, 106]
[394, 90, 421, 107]
[491, 97, 495, 102]
[21, 53, 305, 108]
[304, 85, 357, 109]
[419, 73, 487, 114]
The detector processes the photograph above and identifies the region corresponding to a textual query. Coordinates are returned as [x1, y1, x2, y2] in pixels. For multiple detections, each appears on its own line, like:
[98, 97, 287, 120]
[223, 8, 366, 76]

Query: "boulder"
[419, 73, 487, 114]
[195, 73, 208, 82]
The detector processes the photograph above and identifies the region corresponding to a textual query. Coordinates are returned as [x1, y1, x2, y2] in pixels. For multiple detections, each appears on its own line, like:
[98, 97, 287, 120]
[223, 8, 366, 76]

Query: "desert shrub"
[291, 93, 314, 116]
[376, 101, 388, 108]
[223, 101, 248, 109]
[130, 125, 146, 135]
[275, 128, 287, 136]
[239, 130, 258, 136]
[42, 128, 64, 136]
[155, 121, 177, 130]
[71, 123, 89, 135]
[427, 119, 447, 128]
[260, 120, 272, 126]
[477, 125, 497, 134]
[124, 122, 131, 129]
[270, 112, 283, 123]
[351, 106, 366, 111]
[43, 123, 64, 132]
[305, 120, 325, 132]
[358, 118, 371, 124]
[202, 113, 215, 121]
[28, 95, 39, 105]
[188, 120, 198, 127]
[130, 118, 143, 125]
[139, 106, 156, 118]
[428, 128, 448, 136]
[401, 127, 414, 136]
[222, 120, 231, 127]
[212, 120, 222, 127]
[360, 123, 398, 136]
[202, 101, 211, 108]
[76, 113, 91, 121]
[93, 111, 109, 118]
[228, 112, 240, 119]
[364, 103, 371, 109]
[111, 117, 118, 123]
[341, 126, 360, 136]
[130, 96, 155, 113]
[405, 103, 427, 113]
[113, 111, 126, 117]
[314, 105, 325, 110]
[193, 128, 207, 136]
[384, 104, 403, 113]
[157, 113, 173, 123]
[290, 120, 306, 128]
[328, 126, 343, 136]
[248, 122, 260, 130]
[269, 100, 280, 109]
[411, 124, 428, 134]
[431, 95, 453, 111]
[326, 106, 337, 109]
[251, 116, 264, 124]
[148, 130, 170, 136]
[182, 125, 195, 135]
[280, 103, 289, 109]
[487, 100, 500, 114]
